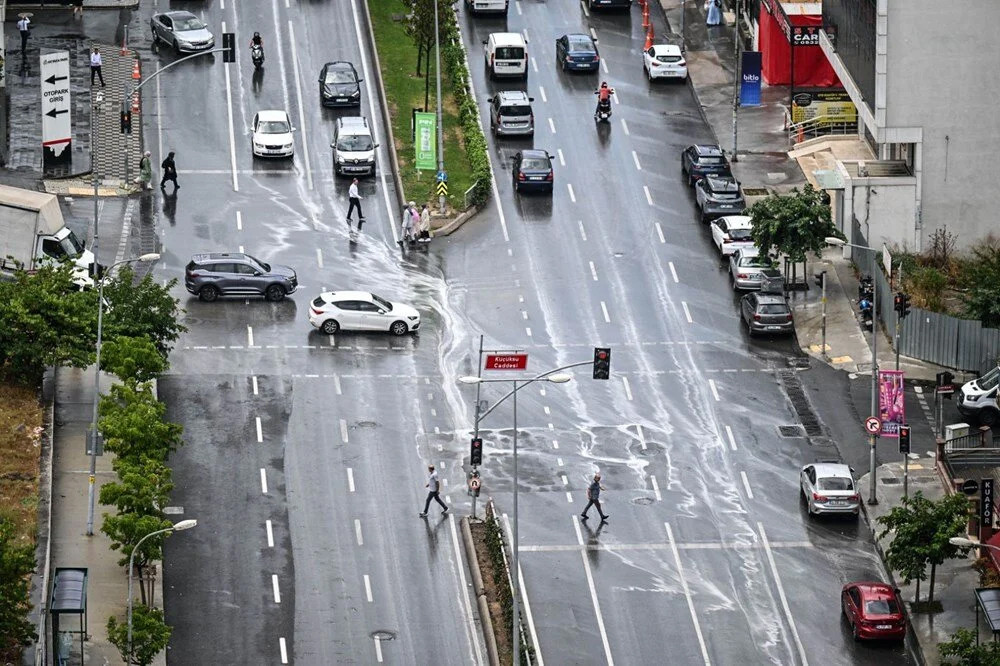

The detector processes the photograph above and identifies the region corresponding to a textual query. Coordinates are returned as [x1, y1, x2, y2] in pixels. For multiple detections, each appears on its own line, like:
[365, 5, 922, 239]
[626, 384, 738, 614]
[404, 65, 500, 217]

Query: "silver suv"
[489, 90, 534, 137]
[185, 253, 297, 302]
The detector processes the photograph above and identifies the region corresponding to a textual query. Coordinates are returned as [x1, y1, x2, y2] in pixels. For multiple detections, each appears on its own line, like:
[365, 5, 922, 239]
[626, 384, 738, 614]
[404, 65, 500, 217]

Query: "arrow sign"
[45, 108, 69, 118]
[40, 51, 72, 159]
[44, 74, 68, 86]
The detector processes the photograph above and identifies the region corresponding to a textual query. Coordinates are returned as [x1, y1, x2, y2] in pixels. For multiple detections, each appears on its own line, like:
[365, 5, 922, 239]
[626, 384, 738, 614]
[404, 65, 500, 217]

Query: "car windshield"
[337, 135, 374, 151]
[372, 294, 392, 311]
[499, 105, 529, 116]
[865, 599, 899, 615]
[758, 304, 789, 315]
[325, 70, 356, 84]
[521, 157, 550, 170]
[569, 38, 594, 51]
[259, 120, 290, 134]
[740, 256, 770, 268]
[728, 229, 752, 241]
[245, 255, 268, 272]
[175, 17, 205, 31]
[818, 477, 853, 491]
[980, 367, 1000, 391]
[495, 46, 524, 59]
[60, 232, 85, 258]
[697, 156, 725, 165]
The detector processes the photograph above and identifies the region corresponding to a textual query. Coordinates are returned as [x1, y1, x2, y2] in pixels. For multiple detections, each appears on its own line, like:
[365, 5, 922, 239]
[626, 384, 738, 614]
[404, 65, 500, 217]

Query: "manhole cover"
[743, 187, 769, 196]
[632, 497, 655, 505]
[779, 425, 804, 438]
[355, 421, 377, 429]
[881, 478, 901, 485]
[787, 357, 810, 369]
[371, 630, 396, 641]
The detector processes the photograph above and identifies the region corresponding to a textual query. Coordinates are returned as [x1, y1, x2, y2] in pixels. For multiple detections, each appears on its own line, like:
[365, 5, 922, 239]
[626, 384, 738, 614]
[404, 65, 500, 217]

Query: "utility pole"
[819, 270, 827, 359]
[868, 269, 879, 505]
[895, 263, 903, 372]
[433, 0, 446, 214]
[85, 92, 102, 536]
[731, 0, 741, 162]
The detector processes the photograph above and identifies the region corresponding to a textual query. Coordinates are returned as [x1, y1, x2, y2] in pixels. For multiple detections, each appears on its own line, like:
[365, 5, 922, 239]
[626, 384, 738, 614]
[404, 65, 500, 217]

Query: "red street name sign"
[485, 353, 528, 371]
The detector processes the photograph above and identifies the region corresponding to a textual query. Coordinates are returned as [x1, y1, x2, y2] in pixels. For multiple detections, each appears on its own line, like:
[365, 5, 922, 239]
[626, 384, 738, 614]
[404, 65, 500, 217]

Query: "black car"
[741, 292, 794, 336]
[681, 144, 732, 186]
[512, 149, 553, 194]
[555, 34, 600, 72]
[319, 61, 362, 107]
[695, 175, 746, 222]
[185, 252, 297, 303]
[587, 0, 631, 9]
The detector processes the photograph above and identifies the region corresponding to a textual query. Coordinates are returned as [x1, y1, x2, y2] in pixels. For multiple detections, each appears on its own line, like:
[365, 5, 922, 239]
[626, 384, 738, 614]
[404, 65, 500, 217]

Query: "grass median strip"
[0, 383, 43, 544]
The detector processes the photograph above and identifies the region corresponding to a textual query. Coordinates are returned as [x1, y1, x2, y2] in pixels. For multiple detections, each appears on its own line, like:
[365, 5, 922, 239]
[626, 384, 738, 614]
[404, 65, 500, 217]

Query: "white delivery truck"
[957, 365, 1000, 427]
[0, 184, 97, 288]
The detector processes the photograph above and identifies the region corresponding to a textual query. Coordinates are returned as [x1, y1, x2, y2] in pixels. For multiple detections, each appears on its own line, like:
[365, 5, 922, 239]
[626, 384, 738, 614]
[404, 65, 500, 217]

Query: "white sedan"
[251, 110, 295, 158]
[643, 44, 688, 81]
[710, 215, 755, 256]
[308, 291, 420, 336]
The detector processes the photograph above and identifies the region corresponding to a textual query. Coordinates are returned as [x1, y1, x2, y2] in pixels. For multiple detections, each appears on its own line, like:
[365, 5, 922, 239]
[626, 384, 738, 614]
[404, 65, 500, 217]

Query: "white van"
[465, 0, 508, 15]
[483, 32, 528, 81]
[331, 116, 378, 177]
[958, 365, 1000, 426]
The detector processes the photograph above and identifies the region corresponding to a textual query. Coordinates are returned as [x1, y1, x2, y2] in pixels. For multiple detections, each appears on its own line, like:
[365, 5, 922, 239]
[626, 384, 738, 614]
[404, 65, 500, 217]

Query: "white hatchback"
[309, 291, 420, 336]
[251, 110, 295, 158]
[643, 44, 687, 81]
[710, 215, 755, 256]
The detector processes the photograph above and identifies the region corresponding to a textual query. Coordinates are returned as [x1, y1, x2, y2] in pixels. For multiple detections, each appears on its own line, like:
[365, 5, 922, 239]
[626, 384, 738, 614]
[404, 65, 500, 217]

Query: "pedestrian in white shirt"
[17, 16, 30, 55]
[347, 178, 364, 229]
[419, 465, 448, 517]
[90, 47, 105, 87]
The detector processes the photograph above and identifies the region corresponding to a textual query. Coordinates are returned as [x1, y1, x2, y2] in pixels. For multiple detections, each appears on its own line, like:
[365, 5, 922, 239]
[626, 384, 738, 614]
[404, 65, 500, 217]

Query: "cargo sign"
[484, 353, 528, 371]
[41, 51, 72, 160]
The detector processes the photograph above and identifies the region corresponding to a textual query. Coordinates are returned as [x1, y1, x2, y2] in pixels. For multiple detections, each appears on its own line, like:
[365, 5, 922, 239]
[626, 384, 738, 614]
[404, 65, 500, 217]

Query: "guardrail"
[785, 112, 858, 146]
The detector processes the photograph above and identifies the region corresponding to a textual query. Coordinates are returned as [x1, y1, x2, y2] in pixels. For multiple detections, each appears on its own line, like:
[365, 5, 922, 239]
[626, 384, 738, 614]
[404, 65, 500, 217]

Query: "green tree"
[960, 243, 1000, 327]
[0, 263, 96, 384]
[107, 604, 172, 666]
[939, 627, 1000, 665]
[98, 382, 183, 463]
[101, 511, 172, 605]
[99, 266, 185, 358]
[100, 336, 168, 384]
[100, 457, 173, 516]
[0, 518, 36, 662]
[926, 492, 974, 603]
[747, 184, 843, 287]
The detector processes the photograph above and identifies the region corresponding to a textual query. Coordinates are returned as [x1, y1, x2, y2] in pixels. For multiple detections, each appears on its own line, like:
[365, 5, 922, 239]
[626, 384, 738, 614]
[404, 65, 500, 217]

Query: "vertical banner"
[739, 51, 762, 107]
[879, 370, 905, 438]
[41, 51, 73, 163]
[414, 112, 436, 171]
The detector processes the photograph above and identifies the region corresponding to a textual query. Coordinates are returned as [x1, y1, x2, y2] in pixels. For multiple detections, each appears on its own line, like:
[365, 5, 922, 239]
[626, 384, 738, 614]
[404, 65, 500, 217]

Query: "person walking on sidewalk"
[17, 15, 30, 56]
[581, 473, 609, 522]
[347, 178, 364, 229]
[705, 0, 723, 26]
[160, 151, 179, 190]
[419, 464, 449, 517]
[72, 0, 84, 18]
[137, 151, 153, 190]
[90, 47, 106, 87]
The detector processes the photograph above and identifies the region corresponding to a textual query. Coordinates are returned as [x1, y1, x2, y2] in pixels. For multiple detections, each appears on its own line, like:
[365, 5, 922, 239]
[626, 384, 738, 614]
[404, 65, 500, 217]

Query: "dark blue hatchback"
[556, 34, 600, 73]
[512, 150, 554, 194]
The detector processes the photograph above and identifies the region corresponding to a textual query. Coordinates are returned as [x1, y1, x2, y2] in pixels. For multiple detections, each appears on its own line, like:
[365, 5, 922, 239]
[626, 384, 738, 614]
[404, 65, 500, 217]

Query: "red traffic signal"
[898, 425, 911, 454]
[593, 347, 611, 380]
[470, 437, 483, 466]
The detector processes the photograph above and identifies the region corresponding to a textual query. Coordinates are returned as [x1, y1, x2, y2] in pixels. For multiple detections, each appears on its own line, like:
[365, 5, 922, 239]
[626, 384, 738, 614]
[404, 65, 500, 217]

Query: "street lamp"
[825, 236, 881, 505]
[950, 536, 998, 551]
[459, 370, 574, 666]
[127, 519, 197, 660]
[85, 252, 162, 536]
[433, 0, 446, 214]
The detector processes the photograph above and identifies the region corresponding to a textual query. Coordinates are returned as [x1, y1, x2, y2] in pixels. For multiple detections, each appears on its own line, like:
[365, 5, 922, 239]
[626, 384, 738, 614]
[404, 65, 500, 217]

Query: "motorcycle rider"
[250, 32, 263, 48]
[594, 81, 614, 118]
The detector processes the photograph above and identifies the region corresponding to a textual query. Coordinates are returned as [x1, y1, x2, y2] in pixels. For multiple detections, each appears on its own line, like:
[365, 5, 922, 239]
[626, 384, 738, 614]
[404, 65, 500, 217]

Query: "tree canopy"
[747, 184, 842, 263]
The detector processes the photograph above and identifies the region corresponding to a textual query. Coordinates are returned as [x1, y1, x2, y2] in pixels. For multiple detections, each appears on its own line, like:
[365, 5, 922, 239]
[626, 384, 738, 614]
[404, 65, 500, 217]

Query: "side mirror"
[292, 127, 298, 132]
[358, 78, 364, 83]
[254, 271, 262, 277]
[374, 143, 380, 149]
[482, 40, 488, 45]
[488, 96, 495, 102]
[378, 309, 387, 315]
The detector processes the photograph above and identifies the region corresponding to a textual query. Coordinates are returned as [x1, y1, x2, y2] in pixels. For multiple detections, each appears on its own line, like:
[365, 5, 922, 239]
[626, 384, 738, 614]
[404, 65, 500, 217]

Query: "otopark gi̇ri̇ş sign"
[40, 51, 72, 164]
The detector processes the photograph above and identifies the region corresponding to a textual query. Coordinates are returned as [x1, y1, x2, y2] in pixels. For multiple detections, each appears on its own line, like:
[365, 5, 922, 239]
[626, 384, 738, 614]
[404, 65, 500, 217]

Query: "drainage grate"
[371, 630, 396, 641]
[779, 425, 805, 438]
[881, 478, 901, 485]
[778, 370, 824, 437]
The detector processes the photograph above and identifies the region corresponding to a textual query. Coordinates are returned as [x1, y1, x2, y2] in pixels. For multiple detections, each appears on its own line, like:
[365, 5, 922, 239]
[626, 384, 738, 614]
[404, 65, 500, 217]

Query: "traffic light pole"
[895, 264, 904, 372]
[472, 335, 484, 519]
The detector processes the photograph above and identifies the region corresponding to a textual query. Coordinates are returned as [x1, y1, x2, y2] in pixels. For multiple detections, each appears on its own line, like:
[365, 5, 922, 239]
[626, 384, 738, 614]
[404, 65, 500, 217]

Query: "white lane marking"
[316, 247, 323, 268]
[759, 522, 809, 666]
[523, 28, 530, 42]
[260, 468, 268, 494]
[651, 475, 662, 501]
[347, 467, 355, 492]
[581, 0, 589, 16]
[566, 491, 574, 503]
[516, 0, 522, 14]
[355, 519, 364, 546]
[526, 327, 532, 337]
[578, 220, 588, 241]
[286, 22, 314, 190]
[561, 474, 569, 486]
[558, 457, 564, 466]
[590, 27, 598, 40]
[666, 523, 711, 665]
[573, 518, 615, 665]
[725, 425, 737, 451]
[620, 117, 629, 135]
[247, 325, 254, 348]
[255, 417, 263, 443]
[238, 245, 245, 254]
[236, 210, 243, 231]
[156, 63, 163, 162]
[589, 261, 598, 281]
[334, 374, 342, 395]
[600, 301, 611, 323]
[500, 515, 545, 666]
[601, 58, 609, 74]
[364, 574, 373, 602]
[622, 376, 633, 401]
[740, 471, 754, 499]
[340, 419, 349, 443]
[655, 223, 665, 244]
[374, 637, 383, 662]
[682, 301, 693, 323]
[265, 520, 274, 547]
[552, 440, 559, 449]
[543, 405, 551, 415]
[548, 117, 556, 133]
[272, 574, 281, 603]
[350, 0, 399, 243]
[539, 85, 547, 102]
[612, 89, 621, 105]
[252, 376, 259, 395]
[449, 511, 486, 666]
[557, 148, 565, 166]
[531, 56, 539, 72]
[279, 637, 288, 664]
[644, 185, 653, 206]
[220, 21, 239, 192]
[632, 150, 642, 170]
[567, 183, 576, 202]
[636, 424, 647, 450]
[669, 261, 679, 283]
[521, 311, 528, 320]
[708, 379, 720, 402]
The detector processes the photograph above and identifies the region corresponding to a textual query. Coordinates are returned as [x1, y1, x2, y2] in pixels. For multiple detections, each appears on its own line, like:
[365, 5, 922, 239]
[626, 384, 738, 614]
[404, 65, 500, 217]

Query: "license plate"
[719, 204, 734, 208]
[876, 625, 892, 630]
[830, 500, 846, 505]
[749, 274, 761, 280]
[766, 326, 783, 330]
[336, 98, 348, 102]
[529, 176, 544, 181]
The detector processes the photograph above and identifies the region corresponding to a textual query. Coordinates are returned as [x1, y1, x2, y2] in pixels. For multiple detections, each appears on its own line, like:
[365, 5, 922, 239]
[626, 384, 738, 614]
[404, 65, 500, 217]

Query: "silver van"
[489, 91, 534, 137]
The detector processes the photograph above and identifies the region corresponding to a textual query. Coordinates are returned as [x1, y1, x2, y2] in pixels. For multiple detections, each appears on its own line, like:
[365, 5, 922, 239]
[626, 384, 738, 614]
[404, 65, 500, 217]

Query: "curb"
[29, 370, 57, 666]
[432, 205, 480, 237]
[5, 1, 139, 11]
[460, 515, 500, 666]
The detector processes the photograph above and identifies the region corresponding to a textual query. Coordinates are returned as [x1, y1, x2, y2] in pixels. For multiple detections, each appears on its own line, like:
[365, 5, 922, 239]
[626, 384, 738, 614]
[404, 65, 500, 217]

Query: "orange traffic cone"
[644, 27, 654, 50]
[132, 59, 141, 80]
[642, 3, 650, 28]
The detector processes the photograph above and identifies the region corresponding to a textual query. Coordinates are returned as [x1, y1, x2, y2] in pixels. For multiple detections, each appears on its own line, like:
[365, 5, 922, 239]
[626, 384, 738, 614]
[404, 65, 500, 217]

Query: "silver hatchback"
[489, 91, 535, 137]
[729, 247, 781, 290]
[800, 463, 860, 516]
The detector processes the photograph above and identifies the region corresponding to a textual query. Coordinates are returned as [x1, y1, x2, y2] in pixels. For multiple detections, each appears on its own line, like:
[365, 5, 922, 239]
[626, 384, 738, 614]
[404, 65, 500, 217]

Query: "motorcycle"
[251, 44, 265, 70]
[594, 98, 612, 122]
[858, 275, 874, 331]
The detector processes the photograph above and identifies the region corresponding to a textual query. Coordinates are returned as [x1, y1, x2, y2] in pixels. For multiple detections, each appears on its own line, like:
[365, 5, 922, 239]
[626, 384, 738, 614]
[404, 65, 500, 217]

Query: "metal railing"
[944, 429, 994, 454]
[786, 113, 859, 146]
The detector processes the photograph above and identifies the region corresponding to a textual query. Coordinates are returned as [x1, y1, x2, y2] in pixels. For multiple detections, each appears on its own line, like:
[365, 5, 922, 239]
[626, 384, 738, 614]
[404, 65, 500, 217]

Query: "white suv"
[331, 117, 378, 177]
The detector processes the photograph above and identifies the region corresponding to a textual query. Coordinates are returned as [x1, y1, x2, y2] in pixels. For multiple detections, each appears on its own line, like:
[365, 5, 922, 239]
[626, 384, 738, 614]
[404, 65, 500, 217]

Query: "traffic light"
[470, 437, 483, 466]
[593, 347, 611, 380]
[898, 425, 911, 454]
[937, 371, 955, 388]
[893, 292, 904, 313]
[120, 108, 131, 134]
[901, 293, 911, 318]
[222, 32, 236, 63]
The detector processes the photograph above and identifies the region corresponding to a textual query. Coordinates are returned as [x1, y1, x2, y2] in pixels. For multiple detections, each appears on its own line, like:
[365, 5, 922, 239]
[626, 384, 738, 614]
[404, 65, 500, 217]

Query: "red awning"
[759, 2, 839, 87]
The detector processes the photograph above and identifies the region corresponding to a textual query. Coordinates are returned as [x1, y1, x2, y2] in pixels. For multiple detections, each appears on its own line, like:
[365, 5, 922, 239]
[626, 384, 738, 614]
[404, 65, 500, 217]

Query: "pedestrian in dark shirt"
[419, 465, 449, 517]
[581, 473, 608, 522]
[160, 152, 179, 190]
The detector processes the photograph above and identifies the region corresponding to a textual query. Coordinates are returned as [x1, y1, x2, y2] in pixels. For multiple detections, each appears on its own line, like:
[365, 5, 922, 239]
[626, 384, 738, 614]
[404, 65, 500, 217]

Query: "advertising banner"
[739, 51, 762, 107]
[41, 51, 72, 161]
[414, 112, 436, 171]
[879, 370, 905, 438]
[790, 89, 858, 125]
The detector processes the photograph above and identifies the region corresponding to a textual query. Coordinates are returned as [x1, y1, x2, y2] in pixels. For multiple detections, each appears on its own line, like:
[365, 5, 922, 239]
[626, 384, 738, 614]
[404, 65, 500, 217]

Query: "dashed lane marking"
[655, 223, 665, 243]
[708, 379, 720, 401]
[644, 185, 653, 206]
[740, 471, 754, 499]
[567, 183, 576, 202]
[260, 468, 268, 494]
[364, 574, 373, 602]
[347, 467, 355, 492]
[666, 523, 711, 665]
[256, 417, 263, 442]
[355, 519, 364, 546]
[725, 425, 737, 451]
[650, 474, 661, 501]
[622, 376, 633, 401]
[682, 301, 693, 323]
[758, 522, 809, 666]
[589, 261, 598, 281]
[265, 520, 274, 547]
[632, 150, 642, 170]
[573, 518, 615, 665]
[272, 574, 281, 603]
[252, 376, 259, 395]
[279, 637, 288, 664]
[601, 301, 611, 323]
[340, 419, 349, 443]
[578, 220, 588, 241]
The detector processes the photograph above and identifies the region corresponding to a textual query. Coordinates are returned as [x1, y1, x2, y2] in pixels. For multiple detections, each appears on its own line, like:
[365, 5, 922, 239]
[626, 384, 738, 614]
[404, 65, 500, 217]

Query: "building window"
[823, 0, 876, 114]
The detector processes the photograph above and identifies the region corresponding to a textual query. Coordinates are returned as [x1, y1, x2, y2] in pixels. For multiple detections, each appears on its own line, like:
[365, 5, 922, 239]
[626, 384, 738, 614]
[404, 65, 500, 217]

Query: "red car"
[841, 582, 907, 641]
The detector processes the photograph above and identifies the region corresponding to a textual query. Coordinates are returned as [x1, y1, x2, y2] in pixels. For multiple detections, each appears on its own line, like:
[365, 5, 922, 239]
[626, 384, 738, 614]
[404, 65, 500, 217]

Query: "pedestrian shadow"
[161, 189, 177, 226]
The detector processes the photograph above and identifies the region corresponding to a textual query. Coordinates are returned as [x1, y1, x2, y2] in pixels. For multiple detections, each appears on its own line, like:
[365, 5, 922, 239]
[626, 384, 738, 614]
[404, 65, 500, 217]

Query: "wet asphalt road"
[144, 0, 920, 663]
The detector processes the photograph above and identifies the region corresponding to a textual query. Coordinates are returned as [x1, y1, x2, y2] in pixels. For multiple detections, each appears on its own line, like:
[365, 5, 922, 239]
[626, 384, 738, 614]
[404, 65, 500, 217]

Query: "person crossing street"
[580, 473, 608, 522]
[347, 178, 364, 229]
[419, 465, 448, 517]
[17, 15, 30, 57]
[90, 47, 105, 87]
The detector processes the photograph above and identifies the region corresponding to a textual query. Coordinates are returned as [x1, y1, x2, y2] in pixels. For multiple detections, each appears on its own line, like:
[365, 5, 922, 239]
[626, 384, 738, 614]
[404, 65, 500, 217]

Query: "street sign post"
[40, 51, 72, 163]
[484, 353, 528, 371]
[864, 416, 881, 435]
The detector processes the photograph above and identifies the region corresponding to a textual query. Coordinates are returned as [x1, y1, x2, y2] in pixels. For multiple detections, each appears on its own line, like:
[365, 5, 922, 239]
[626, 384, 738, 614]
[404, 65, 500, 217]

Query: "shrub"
[906, 265, 948, 312]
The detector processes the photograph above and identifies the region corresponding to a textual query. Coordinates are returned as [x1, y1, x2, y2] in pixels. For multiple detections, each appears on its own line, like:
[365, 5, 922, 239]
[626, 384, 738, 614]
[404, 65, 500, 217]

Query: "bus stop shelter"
[49, 567, 88, 665]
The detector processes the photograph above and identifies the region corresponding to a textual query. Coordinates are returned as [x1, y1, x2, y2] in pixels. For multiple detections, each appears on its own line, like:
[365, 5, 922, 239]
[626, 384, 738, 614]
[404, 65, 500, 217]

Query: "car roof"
[191, 252, 249, 263]
[717, 215, 752, 229]
[490, 32, 526, 45]
[850, 582, 897, 599]
[691, 144, 725, 157]
[163, 10, 197, 20]
[257, 110, 289, 121]
[652, 44, 682, 56]
[755, 294, 788, 305]
[520, 149, 550, 159]
[809, 462, 853, 477]
[705, 174, 739, 187]
[324, 61, 356, 70]
[320, 290, 375, 302]
[496, 90, 531, 102]
[563, 33, 595, 45]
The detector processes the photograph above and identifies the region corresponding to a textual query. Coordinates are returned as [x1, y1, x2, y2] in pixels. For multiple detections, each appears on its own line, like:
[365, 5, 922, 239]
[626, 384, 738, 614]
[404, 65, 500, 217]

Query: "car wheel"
[198, 285, 219, 302]
[321, 319, 340, 335]
[852, 620, 861, 642]
[265, 285, 286, 302]
[390, 320, 408, 336]
[173, 39, 181, 52]
[981, 408, 999, 427]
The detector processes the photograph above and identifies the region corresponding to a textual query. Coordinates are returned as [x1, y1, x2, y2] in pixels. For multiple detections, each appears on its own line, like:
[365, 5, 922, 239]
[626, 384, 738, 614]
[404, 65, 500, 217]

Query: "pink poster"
[879, 370, 905, 438]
